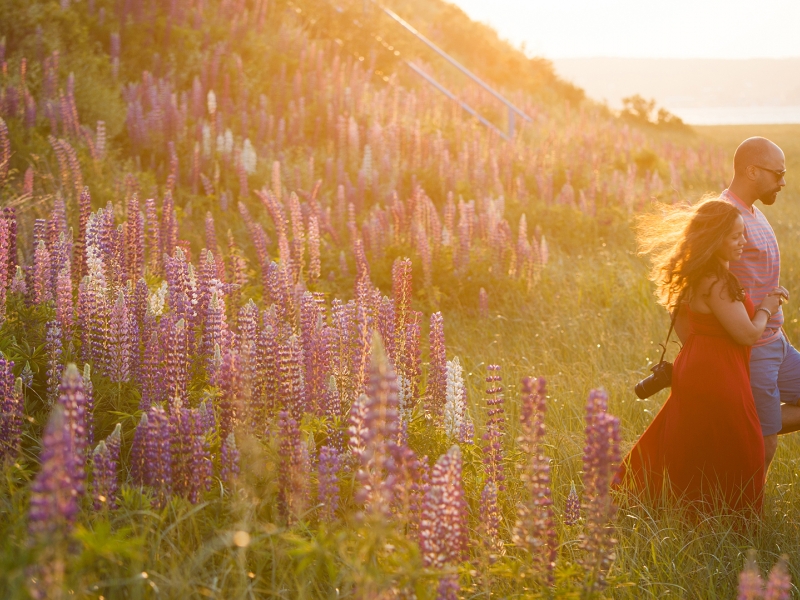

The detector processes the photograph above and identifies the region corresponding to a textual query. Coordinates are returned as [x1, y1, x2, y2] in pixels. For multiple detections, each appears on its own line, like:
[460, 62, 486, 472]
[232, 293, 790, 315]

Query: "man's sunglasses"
[754, 165, 787, 179]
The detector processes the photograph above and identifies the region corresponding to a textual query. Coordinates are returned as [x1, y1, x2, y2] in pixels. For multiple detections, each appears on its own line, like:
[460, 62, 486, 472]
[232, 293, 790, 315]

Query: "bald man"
[721, 136, 800, 473]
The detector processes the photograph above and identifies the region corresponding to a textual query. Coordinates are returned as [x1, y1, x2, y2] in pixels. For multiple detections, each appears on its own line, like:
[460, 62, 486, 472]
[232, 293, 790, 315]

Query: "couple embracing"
[618, 137, 800, 513]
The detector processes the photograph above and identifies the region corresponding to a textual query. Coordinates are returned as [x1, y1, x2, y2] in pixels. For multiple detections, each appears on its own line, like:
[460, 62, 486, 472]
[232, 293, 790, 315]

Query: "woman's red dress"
[618, 297, 765, 512]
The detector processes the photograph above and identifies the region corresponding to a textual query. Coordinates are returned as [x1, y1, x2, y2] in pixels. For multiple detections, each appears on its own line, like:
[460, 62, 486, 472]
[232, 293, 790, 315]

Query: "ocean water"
[670, 106, 800, 126]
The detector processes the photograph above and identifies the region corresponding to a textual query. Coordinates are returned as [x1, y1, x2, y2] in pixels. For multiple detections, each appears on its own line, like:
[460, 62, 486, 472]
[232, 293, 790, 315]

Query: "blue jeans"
[750, 333, 800, 436]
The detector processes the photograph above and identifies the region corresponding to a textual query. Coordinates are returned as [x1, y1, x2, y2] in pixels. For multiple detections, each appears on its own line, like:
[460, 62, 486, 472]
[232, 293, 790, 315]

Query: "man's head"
[732, 137, 786, 205]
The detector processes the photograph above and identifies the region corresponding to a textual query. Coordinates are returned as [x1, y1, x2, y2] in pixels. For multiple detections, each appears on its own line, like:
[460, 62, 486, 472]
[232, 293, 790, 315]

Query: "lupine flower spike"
[565, 481, 580, 525]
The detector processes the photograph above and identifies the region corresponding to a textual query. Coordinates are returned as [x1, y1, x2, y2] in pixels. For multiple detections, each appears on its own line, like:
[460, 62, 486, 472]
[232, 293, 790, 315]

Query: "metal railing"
[378, 5, 532, 139]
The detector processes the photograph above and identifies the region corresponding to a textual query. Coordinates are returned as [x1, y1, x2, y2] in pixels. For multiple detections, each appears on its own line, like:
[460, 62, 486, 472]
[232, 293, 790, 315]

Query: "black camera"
[635, 360, 673, 399]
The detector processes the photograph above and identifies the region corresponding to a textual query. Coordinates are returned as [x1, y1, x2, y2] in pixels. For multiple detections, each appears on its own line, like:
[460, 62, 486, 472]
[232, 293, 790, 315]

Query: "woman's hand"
[759, 288, 785, 315]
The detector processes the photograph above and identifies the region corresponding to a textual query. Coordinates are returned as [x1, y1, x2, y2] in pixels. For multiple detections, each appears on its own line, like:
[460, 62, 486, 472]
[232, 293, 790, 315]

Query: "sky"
[448, 0, 800, 59]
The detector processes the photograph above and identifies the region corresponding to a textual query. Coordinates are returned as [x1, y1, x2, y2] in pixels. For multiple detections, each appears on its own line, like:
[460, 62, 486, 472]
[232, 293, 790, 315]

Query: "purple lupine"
[277, 410, 309, 523]
[163, 316, 189, 400]
[145, 405, 172, 506]
[354, 343, 403, 513]
[427, 312, 447, 417]
[91, 423, 121, 510]
[764, 556, 792, 600]
[125, 195, 144, 282]
[738, 550, 765, 600]
[0, 117, 10, 184]
[28, 405, 81, 537]
[107, 290, 131, 383]
[482, 364, 505, 491]
[140, 327, 163, 410]
[203, 291, 228, 378]
[55, 266, 73, 340]
[436, 575, 460, 600]
[76, 187, 92, 277]
[56, 364, 89, 478]
[220, 432, 240, 485]
[45, 321, 63, 404]
[579, 389, 620, 591]
[317, 444, 341, 522]
[0, 359, 22, 462]
[216, 350, 240, 441]
[564, 482, 580, 526]
[512, 376, 556, 580]
[480, 480, 504, 560]
[171, 405, 212, 503]
[377, 295, 396, 364]
[307, 214, 321, 282]
[10, 265, 26, 296]
[418, 445, 468, 571]
[351, 303, 373, 399]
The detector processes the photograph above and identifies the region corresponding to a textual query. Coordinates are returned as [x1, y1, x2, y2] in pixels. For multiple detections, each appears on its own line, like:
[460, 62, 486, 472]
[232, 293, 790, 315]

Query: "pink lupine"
[513, 376, 557, 580]
[56, 364, 90, 467]
[738, 550, 765, 600]
[764, 556, 792, 600]
[480, 481, 504, 560]
[55, 266, 73, 340]
[0, 117, 10, 183]
[482, 364, 505, 490]
[0, 217, 10, 324]
[427, 312, 447, 417]
[564, 481, 580, 525]
[418, 445, 468, 570]
[33, 240, 53, 304]
[307, 214, 321, 282]
[107, 291, 131, 383]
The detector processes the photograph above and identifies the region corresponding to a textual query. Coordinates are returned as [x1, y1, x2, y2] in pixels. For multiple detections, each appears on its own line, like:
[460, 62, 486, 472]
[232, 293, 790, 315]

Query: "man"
[721, 136, 800, 472]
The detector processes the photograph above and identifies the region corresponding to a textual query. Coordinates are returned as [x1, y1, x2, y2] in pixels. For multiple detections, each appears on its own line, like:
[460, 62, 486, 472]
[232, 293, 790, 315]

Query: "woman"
[617, 199, 784, 513]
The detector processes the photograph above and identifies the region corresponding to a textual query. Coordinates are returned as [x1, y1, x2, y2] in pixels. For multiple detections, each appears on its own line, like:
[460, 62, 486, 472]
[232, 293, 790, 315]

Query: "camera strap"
[658, 298, 682, 364]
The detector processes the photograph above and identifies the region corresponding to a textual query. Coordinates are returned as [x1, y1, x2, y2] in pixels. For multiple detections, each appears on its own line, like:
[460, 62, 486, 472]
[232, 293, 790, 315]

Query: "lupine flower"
[221, 432, 240, 485]
[579, 389, 620, 591]
[107, 290, 131, 383]
[28, 405, 80, 537]
[91, 423, 121, 509]
[33, 240, 53, 303]
[443, 357, 472, 443]
[480, 481, 505, 560]
[277, 410, 309, 523]
[482, 364, 505, 490]
[427, 312, 447, 417]
[764, 556, 792, 600]
[419, 445, 468, 569]
[0, 217, 10, 324]
[55, 265, 73, 339]
[317, 444, 341, 522]
[738, 550, 765, 600]
[513, 376, 556, 580]
[170, 404, 212, 503]
[10, 265, 26, 295]
[436, 575, 460, 600]
[45, 321, 63, 404]
[307, 215, 321, 282]
[56, 364, 89, 478]
[391, 257, 412, 339]
[0, 359, 22, 462]
[564, 481, 580, 525]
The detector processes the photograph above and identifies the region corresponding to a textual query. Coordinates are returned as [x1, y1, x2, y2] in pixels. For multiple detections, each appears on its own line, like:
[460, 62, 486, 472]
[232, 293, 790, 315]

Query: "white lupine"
[202, 123, 212, 157]
[443, 357, 472, 442]
[223, 129, 234, 156]
[241, 139, 257, 174]
[207, 90, 217, 116]
[148, 281, 168, 316]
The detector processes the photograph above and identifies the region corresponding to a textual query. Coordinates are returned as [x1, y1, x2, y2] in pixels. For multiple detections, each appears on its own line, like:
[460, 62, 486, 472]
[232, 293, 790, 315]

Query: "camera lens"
[635, 373, 660, 399]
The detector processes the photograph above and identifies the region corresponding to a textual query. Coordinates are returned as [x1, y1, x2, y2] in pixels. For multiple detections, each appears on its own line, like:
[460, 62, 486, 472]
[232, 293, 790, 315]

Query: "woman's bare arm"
[706, 281, 778, 346]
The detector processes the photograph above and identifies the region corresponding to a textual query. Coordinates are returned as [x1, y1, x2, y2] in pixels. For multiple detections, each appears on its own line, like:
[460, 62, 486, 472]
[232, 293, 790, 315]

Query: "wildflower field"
[0, 0, 798, 597]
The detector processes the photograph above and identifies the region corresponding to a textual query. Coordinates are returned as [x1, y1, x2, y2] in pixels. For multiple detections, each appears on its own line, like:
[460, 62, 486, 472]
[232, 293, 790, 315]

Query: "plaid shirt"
[722, 189, 782, 346]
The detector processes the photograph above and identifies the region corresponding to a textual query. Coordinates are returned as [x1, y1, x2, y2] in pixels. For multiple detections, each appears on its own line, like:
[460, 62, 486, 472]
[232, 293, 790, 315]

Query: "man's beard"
[760, 189, 781, 205]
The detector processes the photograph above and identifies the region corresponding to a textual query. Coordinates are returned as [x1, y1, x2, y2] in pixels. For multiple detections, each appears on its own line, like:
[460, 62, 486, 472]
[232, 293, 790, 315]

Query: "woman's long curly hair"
[637, 198, 745, 309]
